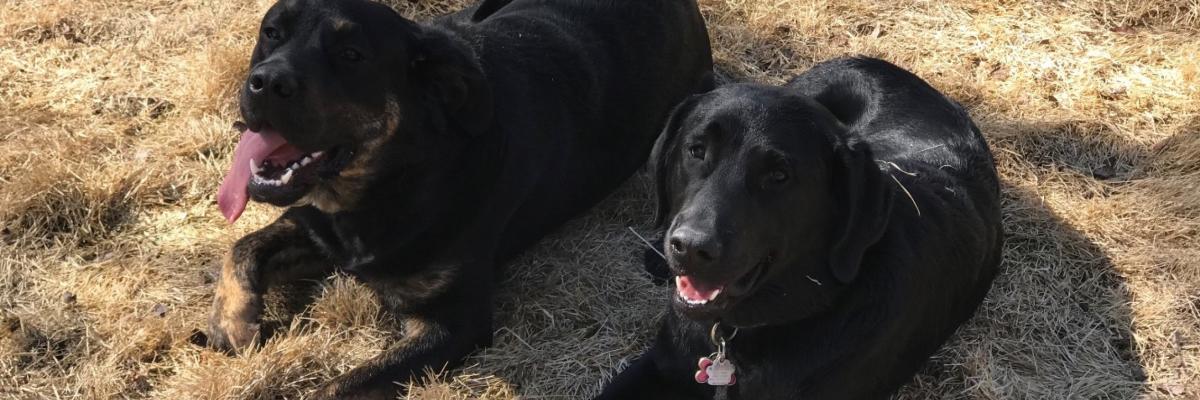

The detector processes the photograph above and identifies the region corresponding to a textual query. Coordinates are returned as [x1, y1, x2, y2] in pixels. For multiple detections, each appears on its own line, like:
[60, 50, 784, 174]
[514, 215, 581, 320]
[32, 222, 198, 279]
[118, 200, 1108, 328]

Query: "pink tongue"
[216, 128, 289, 224]
[677, 276, 722, 301]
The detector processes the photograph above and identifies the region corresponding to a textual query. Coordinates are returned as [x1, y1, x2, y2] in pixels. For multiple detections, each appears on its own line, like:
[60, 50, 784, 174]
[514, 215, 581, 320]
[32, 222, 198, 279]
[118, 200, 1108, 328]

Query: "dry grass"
[0, 0, 1197, 398]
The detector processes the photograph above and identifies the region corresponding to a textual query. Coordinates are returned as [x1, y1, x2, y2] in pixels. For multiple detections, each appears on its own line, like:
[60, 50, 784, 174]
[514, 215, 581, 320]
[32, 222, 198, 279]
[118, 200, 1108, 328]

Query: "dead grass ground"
[0, 0, 1197, 398]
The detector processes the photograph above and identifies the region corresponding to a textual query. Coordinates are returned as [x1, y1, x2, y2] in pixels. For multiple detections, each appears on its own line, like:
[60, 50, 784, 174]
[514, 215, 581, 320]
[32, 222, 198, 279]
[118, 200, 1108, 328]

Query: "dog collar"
[695, 322, 739, 388]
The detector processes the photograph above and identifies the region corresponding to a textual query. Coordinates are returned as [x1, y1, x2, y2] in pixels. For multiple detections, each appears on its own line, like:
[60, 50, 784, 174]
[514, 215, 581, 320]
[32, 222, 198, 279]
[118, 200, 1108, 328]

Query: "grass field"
[1, 0, 1198, 398]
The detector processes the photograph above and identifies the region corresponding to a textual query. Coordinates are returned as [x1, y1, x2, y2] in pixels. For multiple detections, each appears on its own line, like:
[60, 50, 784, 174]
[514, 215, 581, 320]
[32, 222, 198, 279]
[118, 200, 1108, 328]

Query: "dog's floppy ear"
[828, 141, 894, 283]
[651, 95, 700, 227]
[412, 27, 493, 137]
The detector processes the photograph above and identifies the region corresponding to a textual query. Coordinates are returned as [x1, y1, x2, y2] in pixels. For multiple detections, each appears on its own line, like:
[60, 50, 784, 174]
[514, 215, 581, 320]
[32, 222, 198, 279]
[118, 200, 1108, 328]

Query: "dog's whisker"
[806, 275, 823, 286]
[627, 226, 666, 260]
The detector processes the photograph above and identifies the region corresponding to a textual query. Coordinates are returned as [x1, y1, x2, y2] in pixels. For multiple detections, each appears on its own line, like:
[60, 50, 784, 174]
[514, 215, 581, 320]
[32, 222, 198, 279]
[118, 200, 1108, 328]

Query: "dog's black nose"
[668, 226, 721, 267]
[247, 66, 300, 98]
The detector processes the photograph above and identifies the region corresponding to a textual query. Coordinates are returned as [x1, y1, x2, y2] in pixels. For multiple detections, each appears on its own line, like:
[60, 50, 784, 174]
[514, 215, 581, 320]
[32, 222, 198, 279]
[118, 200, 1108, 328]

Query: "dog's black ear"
[413, 27, 494, 137]
[650, 95, 700, 227]
[829, 142, 894, 283]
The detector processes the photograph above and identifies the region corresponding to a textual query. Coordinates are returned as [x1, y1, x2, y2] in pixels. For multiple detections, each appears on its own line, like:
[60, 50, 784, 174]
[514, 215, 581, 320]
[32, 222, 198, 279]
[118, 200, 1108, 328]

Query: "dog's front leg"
[598, 341, 712, 400]
[598, 348, 706, 400]
[208, 207, 334, 352]
[596, 350, 664, 400]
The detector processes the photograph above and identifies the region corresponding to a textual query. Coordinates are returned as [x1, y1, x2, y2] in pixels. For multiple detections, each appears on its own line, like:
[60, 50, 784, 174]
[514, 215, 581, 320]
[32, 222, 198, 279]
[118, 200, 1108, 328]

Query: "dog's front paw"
[207, 273, 263, 353]
[207, 313, 260, 353]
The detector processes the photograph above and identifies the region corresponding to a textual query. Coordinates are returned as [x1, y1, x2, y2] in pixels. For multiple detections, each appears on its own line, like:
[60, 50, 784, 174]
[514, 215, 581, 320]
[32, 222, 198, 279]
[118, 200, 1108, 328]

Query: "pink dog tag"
[694, 355, 737, 386]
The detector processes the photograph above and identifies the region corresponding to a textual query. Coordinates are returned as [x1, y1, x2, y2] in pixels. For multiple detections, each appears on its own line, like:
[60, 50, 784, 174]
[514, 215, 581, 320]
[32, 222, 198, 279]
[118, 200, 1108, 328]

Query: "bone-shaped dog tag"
[694, 356, 737, 386]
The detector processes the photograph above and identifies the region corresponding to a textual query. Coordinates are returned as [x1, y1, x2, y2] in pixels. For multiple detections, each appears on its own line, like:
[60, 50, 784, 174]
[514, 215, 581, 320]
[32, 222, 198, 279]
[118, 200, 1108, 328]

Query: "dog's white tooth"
[312, 151, 324, 159]
[250, 158, 261, 174]
[281, 169, 294, 184]
[301, 156, 312, 166]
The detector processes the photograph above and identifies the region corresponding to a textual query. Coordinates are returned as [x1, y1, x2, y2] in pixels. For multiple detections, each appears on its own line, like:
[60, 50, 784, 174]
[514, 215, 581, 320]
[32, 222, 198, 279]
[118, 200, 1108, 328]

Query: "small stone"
[151, 303, 168, 318]
[130, 375, 151, 392]
[1163, 383, 1185, 396]
[1, 316, 20, 333]
[200, 270, 216, 285]
[188, 329, 209, 347]
[1100, 86, 1127, 100]
[62, 291, 77, 304]
[1092, 165, 1117, 180]
[1110, 25, 1135, 34]
[989, 66, 1010, 81]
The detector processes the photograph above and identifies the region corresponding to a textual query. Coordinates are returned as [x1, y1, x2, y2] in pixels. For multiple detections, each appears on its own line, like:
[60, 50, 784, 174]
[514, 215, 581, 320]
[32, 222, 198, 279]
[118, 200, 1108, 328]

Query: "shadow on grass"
[898, 181, 1147, 398]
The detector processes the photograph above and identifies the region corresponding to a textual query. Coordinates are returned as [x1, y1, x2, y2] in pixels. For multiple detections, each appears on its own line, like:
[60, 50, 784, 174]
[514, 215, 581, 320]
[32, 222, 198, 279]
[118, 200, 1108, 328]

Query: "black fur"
[206, 0, 713, 398]
[598, 57, 1002, 399]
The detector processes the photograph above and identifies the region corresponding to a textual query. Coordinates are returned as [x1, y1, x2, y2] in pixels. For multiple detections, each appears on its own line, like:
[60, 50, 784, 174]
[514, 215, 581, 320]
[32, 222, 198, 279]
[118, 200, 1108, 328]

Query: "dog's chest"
[672, 328, 818, 399]
[309, 217, 380, 273]
[713, 355, 782, 400]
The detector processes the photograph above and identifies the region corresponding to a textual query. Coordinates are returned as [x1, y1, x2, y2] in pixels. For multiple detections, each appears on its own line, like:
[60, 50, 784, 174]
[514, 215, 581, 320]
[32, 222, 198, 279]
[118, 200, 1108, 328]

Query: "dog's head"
[217, 0, 492, 222]
[652, 84, 893, 324]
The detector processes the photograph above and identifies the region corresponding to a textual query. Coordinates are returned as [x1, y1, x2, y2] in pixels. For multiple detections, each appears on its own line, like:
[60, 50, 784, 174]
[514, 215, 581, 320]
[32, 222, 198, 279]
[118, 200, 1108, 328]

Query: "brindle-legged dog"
[206, 0, 713, 398]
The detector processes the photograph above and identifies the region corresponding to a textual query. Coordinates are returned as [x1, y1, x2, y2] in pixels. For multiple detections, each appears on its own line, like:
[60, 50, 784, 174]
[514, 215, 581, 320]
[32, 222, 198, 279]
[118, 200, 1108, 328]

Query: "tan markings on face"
[210, 251, 261, 350]
[301, 96, 403, 213]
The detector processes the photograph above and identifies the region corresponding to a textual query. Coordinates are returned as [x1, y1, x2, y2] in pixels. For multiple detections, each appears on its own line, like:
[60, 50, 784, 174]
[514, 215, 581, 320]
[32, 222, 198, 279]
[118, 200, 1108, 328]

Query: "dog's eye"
[687, 144, 706, 160]
[263, 27, 281, 40]
[768, 169, 790, 184]
[341, 48, 364, 62]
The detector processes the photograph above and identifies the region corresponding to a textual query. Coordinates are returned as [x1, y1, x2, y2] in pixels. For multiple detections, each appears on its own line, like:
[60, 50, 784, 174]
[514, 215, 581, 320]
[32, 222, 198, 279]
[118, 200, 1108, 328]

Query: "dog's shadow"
[897, 184, 1147, 398]
[895, 118, 1151, 398]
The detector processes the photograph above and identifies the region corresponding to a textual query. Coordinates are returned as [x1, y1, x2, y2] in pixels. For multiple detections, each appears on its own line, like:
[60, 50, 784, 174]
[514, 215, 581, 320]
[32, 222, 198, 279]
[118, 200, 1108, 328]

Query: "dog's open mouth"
[216, 125, 348, 223]
[676, 275, 724, 305]
[673, 259, 770, 315]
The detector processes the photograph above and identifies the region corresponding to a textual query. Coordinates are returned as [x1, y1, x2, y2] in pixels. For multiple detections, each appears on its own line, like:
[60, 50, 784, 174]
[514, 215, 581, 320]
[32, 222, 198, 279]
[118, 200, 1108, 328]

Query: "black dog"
[206, 0, 712, 398]
[598, 57, 1002, 399]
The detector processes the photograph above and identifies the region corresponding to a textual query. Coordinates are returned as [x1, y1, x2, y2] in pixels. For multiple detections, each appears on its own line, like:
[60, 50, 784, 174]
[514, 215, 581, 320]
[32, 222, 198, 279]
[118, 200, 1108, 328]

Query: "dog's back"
[788, 57, 996, 189]
[789, 57, 1003, 398]
[439, 0, 714, 258]
[448, 0, 712, 176]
